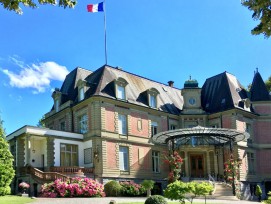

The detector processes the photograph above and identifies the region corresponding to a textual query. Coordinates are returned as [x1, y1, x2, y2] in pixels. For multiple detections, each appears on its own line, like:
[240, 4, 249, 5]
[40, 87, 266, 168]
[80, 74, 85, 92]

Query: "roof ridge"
[104, 65, 182, 90]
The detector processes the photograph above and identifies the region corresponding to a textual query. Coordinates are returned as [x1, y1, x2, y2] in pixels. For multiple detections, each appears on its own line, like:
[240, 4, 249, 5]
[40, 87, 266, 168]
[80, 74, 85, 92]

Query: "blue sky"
[0, 0, 270, 134]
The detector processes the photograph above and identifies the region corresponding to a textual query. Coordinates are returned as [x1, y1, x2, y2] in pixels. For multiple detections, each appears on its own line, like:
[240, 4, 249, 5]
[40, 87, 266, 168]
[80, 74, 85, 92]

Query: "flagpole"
[103, 0, 108, 65]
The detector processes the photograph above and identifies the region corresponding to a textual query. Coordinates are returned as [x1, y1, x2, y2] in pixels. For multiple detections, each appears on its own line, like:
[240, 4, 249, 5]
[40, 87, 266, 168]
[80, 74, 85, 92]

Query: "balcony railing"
[50, 166, 94, 174]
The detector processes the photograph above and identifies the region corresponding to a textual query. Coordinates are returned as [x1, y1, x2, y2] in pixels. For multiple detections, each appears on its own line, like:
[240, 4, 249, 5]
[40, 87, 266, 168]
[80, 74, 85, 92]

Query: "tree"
[0, 0, 76, 14]
[37, 115, 46, 128]
[242, 0, 271, 38]
[255, 184, 262, 202]
[0, 116, 15, 196]
[265, 76, 271, 92]
[141, 180, 155, 197]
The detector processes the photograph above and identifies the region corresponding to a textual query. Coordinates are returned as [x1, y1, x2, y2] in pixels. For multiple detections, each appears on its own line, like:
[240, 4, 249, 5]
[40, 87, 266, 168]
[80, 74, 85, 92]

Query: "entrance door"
[190, 155, 204, 178]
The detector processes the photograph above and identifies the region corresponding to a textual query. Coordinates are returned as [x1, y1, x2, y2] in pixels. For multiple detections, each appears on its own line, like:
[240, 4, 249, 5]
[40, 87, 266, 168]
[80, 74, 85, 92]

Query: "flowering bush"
[224, 158, 241, 198]
[164, 151, 183, 183]
[119, 181, 145, 196]
[224, 158, 239, 183]
[40, 177, 105, 198]
[19, 182, 30, 189]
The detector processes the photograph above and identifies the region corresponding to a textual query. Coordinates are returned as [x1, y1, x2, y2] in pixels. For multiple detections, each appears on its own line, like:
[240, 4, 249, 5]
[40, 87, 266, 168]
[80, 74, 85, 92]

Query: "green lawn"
[0, 195, 35, 204]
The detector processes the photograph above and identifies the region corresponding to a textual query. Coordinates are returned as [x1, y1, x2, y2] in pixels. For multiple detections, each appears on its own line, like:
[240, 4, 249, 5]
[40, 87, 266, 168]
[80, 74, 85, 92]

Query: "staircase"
[212, 182, 239, 200]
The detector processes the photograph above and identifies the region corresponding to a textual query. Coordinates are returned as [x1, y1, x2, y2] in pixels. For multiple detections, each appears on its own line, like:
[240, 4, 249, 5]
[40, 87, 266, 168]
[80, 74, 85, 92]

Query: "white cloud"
[2, 59, 69, 93]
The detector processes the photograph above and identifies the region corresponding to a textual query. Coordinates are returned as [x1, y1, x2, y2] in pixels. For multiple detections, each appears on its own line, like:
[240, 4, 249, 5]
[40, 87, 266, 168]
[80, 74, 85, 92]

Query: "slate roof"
[60, 67, 92, 104]
[250, 71, 270, 101]
[58, 65, 183, 115]
[201, 72, 250, 113]
[55, 65, 259, 115]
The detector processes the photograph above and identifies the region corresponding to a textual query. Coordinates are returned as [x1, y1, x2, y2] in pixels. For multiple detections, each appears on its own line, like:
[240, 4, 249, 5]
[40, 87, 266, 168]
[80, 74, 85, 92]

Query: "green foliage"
[263, 191, 271, 204]
[141, 180, 155, 190]
[164, 181, 214, 204]
[265, 76, 271, 92]
[0, 0, 77, 14]
[164, 181, 189, 203]
[120, 181, 145, 197]
[144, 195, 167, 204]
[0, 117, 15, 196]
[37, 115, 46, 128]
[104, 180, 122, 197]
[242, 0, 271, 38]
[255, 185, 262, 197]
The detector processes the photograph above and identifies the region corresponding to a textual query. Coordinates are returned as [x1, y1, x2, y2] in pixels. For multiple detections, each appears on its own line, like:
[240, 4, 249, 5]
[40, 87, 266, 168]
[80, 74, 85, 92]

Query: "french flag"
[87, 2, 104, 12]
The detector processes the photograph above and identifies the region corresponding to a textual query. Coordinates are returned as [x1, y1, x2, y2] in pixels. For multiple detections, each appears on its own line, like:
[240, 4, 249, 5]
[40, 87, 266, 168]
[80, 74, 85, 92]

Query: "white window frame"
[150, 94, 157, 108]
[117, 85, 126, 100]
[78, 114, 88, 134]
[118, 114, 127, 135]
[60, 143, 78, 166]
[119, 146, 129, 171]
[152, 151, 160, 173]
[151, 121, 158, 137]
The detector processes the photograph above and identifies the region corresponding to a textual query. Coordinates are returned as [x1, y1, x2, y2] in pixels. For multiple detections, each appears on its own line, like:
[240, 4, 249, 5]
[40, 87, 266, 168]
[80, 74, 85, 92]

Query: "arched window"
[115, 77, 128, 100]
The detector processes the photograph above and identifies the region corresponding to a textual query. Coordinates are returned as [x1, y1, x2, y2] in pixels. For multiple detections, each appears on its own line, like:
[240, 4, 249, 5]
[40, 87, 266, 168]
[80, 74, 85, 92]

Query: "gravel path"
[30, 197, 258, 204]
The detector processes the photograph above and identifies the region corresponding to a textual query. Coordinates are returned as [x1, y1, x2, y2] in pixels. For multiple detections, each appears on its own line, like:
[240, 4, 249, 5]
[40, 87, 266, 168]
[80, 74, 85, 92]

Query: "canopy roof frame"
[152, 125, 250, 147]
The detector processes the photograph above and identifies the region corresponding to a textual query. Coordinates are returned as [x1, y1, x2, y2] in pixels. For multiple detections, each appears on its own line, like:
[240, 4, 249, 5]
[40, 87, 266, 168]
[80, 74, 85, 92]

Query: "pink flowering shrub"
[119, 181, 145, 196]
[40, 177, 105, 198]
[19, 182, 30, 189]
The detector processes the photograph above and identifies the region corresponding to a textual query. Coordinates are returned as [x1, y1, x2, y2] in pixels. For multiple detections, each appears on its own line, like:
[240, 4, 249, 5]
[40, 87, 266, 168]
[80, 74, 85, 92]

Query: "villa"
[7, 65, 271, 199]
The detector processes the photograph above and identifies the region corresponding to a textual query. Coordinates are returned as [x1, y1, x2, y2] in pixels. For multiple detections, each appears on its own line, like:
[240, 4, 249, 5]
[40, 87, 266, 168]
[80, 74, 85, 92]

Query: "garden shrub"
[119, 181, 145, 196]
[104, 180, 122, 197]
[0, 119, 15, 196]
[145, 195, 167, 204]
[40, 177, 105, 198]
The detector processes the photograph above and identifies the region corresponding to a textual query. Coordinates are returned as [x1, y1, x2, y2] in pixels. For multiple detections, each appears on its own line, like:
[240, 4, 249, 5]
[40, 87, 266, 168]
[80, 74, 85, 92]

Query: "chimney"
[168, 80, 174, 87]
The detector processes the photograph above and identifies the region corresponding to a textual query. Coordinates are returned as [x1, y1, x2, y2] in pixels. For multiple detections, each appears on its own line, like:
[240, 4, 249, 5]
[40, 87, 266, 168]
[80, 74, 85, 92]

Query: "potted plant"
[19, 182, 30, 194]
[141, 180, 155, 197]
[255, 184, 262, 202]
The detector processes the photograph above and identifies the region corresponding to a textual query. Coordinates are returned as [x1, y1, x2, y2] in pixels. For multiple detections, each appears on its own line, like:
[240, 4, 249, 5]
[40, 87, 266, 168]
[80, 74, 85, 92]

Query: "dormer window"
[79, 87, 84, 101]
[77, 79, 87, 102]
[117, 85, 125, 100]
[52, 88, 62, 113]
[115, 77, 128, 100]
[150, 94, 157, 108]
[148, 88, 159, 108]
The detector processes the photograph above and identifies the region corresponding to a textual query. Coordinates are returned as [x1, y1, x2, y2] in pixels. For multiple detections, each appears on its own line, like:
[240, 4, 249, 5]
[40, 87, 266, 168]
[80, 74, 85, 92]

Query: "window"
[246, 123, 252, 134]
[152, 151, 160, 173]
[115, 77, 128, 100]
[150, 95, 157, 108]
[84, 148, 92, 164]
[118, 114, 127, 135]
[147, 88, 159, 108]
[55, 99, 60, 112]
[247, 152, 255, 174]
[60, 144, 78, 166]
[78, 114, 88, 134]
[170, 125, 176, 130]
[119, 146, 129, 171]
[151, 121, 158, 137]
[60, 121, 66, 131]
[79, 87, 84, 101]
[117, 85, 125, 100]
